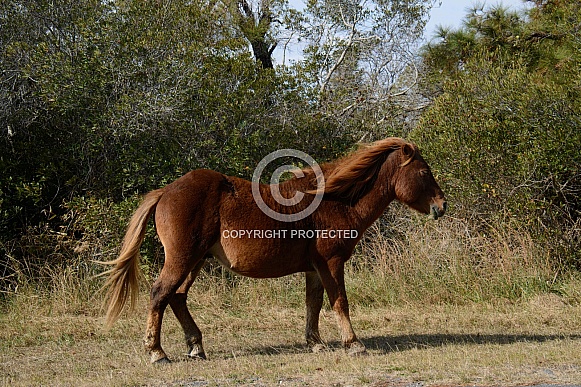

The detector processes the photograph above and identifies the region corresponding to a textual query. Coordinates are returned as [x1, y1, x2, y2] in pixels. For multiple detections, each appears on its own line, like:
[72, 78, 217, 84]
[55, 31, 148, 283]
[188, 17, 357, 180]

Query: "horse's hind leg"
[144, 254, 198, 364]
[305, 271, 326, 351]
[169, 258, 207, 360]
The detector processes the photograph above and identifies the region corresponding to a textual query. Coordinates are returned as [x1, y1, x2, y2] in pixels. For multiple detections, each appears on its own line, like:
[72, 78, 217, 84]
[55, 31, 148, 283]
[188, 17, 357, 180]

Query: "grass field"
[1, 287, 581, 387]
[1, 211, 581, 386]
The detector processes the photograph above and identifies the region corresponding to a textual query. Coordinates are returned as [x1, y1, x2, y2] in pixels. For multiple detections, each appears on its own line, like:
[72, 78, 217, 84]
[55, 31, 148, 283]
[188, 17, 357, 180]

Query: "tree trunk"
[250, 40, 275, 69]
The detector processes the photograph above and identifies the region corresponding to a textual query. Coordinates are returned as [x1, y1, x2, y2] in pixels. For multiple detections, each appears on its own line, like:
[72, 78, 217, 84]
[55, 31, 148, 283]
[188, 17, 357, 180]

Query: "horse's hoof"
[187, 343, 207, 360]
[153, 356, 172, 365]
[187, 352, 207, 360]
[347, 342, 368, 357]
[310, 343, 329, 353]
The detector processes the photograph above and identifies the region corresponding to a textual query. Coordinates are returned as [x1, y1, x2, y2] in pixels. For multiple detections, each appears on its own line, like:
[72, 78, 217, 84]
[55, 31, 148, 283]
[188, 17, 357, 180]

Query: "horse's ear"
[400, 143, 415, 166]
[402, 143, 414, 157]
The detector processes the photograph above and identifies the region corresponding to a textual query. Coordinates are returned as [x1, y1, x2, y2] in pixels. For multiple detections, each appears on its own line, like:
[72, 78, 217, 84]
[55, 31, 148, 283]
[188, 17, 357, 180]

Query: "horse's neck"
[352, 168, 395, 229]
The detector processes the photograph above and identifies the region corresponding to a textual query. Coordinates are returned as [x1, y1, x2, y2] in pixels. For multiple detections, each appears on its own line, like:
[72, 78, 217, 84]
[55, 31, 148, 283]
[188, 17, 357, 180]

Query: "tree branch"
[319, 6, 358, 96]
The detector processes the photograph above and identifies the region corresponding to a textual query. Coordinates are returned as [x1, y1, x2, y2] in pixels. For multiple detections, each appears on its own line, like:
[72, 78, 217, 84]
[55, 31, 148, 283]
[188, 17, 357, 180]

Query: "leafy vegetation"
[414, 0, 581, 267]
[1, 2, 581, 385]
[0, 0, 430, 286]
[0, 0, 580, 306]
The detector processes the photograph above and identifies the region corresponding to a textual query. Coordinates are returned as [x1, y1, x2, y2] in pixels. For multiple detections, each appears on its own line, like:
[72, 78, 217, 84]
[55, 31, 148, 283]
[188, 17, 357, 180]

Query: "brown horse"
[100, 137, 446, 363]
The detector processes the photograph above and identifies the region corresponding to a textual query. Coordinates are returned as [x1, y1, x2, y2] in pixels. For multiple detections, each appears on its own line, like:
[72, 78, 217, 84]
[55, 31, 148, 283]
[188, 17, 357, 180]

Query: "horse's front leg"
[314, 257, 367, 356]
[305, 271, 326, 352]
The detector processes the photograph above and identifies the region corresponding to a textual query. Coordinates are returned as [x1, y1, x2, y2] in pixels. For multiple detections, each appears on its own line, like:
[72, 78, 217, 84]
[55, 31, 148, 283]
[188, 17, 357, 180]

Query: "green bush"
[413, 0, 581, 267]
[0, 0, 355, 243]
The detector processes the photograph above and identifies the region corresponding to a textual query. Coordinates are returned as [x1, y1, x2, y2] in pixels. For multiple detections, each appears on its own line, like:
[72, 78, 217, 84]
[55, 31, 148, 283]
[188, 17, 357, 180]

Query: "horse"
[100, 137, 447, 363]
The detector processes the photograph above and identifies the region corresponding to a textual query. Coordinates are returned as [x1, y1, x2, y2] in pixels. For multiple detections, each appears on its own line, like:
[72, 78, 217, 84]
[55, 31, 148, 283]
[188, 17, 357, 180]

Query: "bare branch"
[319, 6, 358, 96]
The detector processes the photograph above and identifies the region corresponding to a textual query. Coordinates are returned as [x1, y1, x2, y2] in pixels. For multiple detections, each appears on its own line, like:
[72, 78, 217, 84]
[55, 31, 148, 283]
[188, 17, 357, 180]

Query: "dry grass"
[1, 209, 581, 386]
[350, 207, 561, 305]
[1, 288, 581, 387]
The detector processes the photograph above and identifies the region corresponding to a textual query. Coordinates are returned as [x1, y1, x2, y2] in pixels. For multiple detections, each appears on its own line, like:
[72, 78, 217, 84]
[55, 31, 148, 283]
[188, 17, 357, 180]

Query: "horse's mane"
[304, 137, 416, 202]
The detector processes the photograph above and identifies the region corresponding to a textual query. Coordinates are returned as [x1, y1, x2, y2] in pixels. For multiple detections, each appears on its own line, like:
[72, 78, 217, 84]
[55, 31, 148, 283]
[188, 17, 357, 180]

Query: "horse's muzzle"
[430, 201, 447, 220]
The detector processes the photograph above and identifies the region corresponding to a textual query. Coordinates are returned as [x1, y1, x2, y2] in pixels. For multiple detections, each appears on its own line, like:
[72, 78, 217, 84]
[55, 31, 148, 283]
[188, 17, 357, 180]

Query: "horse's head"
[306, 138, 446, 218]
[392, 143, 447, 219]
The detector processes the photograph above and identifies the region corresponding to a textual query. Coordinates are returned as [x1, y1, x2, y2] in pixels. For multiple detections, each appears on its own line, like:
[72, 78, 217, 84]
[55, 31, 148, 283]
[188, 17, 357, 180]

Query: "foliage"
[2, 0, 580, 301]
[0, 0, 357, 242]
[414, 0, 581, 265]
[295, 0, 435, 124]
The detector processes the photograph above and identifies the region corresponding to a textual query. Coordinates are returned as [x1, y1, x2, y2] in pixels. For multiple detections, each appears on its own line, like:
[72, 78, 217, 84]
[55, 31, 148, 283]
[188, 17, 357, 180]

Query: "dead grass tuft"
[350, 205, 561, 305]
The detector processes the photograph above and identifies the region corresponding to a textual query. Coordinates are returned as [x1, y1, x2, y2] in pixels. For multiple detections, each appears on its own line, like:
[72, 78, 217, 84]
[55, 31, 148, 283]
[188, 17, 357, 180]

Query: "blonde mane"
[306, 137, 416, 201]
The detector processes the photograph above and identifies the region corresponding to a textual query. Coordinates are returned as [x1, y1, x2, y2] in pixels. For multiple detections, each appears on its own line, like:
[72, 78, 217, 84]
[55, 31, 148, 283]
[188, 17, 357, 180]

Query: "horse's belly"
[208, 239, 311, 278]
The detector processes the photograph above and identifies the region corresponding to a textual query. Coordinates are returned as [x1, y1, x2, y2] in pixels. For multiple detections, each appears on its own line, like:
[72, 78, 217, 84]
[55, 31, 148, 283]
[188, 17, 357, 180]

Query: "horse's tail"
[99, 188, 165, 328]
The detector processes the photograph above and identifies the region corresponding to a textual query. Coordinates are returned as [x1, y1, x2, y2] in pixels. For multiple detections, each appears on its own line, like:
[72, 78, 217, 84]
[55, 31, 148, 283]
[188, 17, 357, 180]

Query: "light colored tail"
[100, 188, 165, 328]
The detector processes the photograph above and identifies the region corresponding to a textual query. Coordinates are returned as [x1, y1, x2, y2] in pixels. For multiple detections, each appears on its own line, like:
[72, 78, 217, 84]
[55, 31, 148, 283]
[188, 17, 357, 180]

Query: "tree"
[221, 0, 436, 125]
[234, 0, 278, 69]
[296, 0, 436, 118]
[0, 0, 357, 243]
[412, 0, 581, 263]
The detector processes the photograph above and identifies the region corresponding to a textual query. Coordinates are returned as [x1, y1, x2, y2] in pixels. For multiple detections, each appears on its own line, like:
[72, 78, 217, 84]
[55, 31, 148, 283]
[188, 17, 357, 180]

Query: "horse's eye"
[419, 170, 428, 177]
